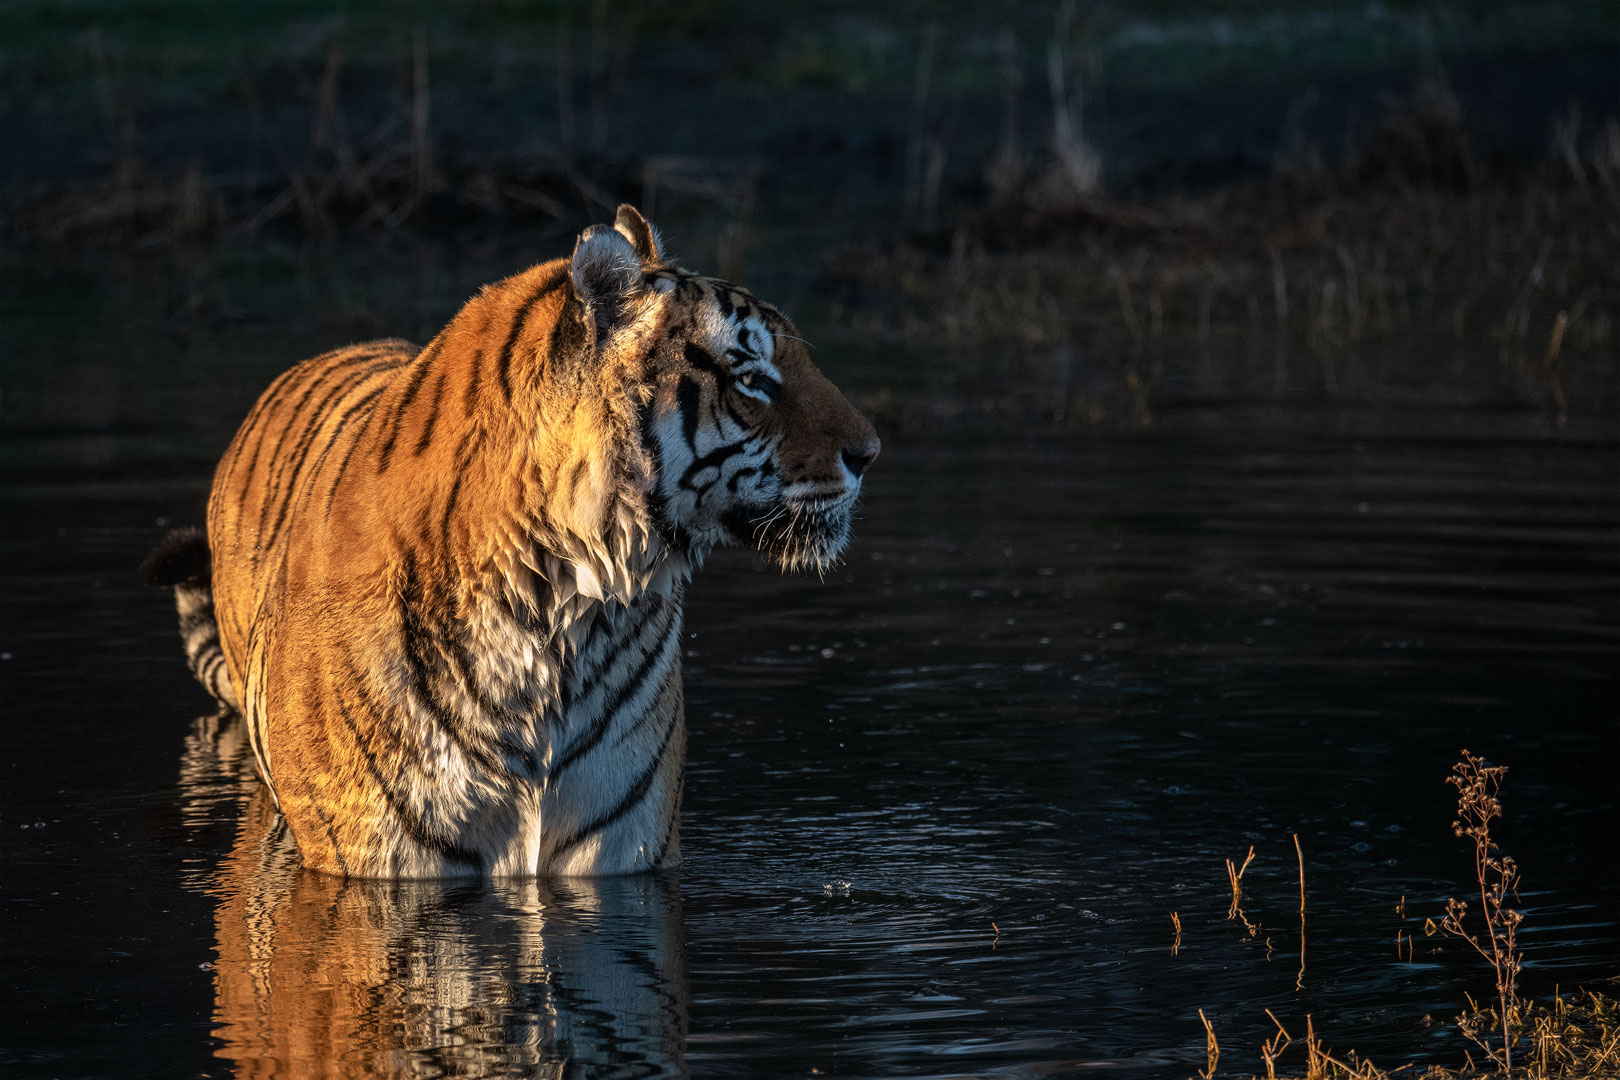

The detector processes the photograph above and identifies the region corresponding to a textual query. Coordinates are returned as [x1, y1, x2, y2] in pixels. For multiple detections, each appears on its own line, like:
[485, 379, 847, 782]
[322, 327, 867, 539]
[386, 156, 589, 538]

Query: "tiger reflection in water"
[179, 711, 687, 1078]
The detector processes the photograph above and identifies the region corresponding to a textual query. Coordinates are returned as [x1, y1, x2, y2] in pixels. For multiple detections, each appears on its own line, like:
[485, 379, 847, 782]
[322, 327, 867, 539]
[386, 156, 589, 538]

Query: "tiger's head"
[570, 206, 879, 574]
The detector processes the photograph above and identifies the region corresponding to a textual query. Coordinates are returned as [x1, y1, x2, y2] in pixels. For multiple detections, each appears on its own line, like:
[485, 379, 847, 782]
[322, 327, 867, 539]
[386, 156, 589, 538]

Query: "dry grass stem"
[1227, 844, 1262, 937]
[1295, 833, 1307, 991]
[1262, 1009, 1294, 1079]
[1228, 845, 1257, 909]
[1543, 311, 1570, 425]
[1199, 1008, 1220, 1080]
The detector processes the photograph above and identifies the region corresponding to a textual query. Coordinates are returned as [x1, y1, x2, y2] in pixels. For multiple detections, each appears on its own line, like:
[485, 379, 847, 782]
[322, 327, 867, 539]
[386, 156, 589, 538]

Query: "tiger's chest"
[459, 584, 688, 876]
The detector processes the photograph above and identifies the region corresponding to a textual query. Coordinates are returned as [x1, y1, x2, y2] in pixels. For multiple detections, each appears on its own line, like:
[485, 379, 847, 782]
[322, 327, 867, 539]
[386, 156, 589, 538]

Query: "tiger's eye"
[738, 373, 756, 388]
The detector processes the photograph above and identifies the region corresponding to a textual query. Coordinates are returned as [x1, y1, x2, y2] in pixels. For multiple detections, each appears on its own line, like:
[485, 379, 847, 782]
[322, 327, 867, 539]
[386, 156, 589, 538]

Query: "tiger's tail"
[141, 527, 240, 713]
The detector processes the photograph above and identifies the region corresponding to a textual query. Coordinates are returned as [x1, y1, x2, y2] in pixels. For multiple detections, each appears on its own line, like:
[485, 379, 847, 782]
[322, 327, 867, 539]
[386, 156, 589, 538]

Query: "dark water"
[3, 368, 1618, 1076]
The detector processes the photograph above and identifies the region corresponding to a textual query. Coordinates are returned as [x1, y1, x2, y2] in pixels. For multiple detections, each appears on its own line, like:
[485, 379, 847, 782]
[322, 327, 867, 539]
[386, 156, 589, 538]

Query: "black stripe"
[437, 427, 483, 551]
[577, 595, 666, 706]
[437, 471, 467, 554]
[564, 456, 589, 502]
[679, 441, 746, 492]
[549, 709, 680, 860]
[636, 403, 681, 549]
[566, 597, 659, 712]
[676, 375, 702, 446]
[550, 610, 675, 782]
[377, 337, 445, 474]
[331, 680, 484, 870]
[253, 358, 400, 541]
[395, 550, 514, 780]
[260, 376, 392, 550]
[221, 360, 311, 503]
[412, 371, 448, 456]
[294, 381, 387, 506]
[225, 341, 386, 493]
[721, 393, 754, 430]
[712, 286, 736, 320]
[320, 385, 389, 521]
[244, 627, 275, 790]
[463, 348, 484, 417]
[654, 811, 679, 865]
[684, 341, 724, 378]
[613, 657, 679, 746]
[311, 799, 351, 876]
[496, 266, 569, 402]
[443, 630, 539, 771]
[341, 649, 431, 777]
[239, 351, 373, 515]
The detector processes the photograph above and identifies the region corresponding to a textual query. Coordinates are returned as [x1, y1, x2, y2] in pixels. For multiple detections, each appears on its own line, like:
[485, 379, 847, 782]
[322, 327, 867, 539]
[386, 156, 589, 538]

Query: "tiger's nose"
[841, 436, 880, 479]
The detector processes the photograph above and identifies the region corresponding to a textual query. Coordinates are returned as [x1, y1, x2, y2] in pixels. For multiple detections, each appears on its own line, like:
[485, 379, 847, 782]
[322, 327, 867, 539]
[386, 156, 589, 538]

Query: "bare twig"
[1438, 750, 1523, 1074]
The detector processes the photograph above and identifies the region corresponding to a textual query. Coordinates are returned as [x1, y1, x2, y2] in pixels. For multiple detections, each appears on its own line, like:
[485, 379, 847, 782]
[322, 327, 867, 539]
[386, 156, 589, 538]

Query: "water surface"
[3, 358, 1616, 1077]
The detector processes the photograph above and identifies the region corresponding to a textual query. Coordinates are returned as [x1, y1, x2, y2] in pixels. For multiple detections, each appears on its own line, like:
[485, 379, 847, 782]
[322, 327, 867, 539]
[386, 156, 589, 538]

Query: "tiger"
[144, 204, 879, 878]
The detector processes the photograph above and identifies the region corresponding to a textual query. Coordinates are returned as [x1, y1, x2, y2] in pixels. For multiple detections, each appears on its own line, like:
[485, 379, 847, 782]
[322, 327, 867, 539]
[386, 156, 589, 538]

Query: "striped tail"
[141, 527, 240, 713]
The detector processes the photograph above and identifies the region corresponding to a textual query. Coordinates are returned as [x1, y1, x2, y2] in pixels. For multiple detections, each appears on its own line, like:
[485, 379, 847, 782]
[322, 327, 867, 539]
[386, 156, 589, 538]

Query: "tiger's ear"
[570, 223, 644, 344]
[613, 204, 663, 263]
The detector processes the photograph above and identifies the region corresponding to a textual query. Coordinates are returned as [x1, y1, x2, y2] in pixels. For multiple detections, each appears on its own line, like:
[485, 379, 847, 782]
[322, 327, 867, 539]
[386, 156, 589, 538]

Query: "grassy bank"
[825, 95, 1620, 431]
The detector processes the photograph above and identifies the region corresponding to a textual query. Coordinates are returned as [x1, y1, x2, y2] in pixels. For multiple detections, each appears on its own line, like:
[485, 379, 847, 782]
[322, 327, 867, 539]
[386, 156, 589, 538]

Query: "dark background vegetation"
[3, 0, 1617, 445]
